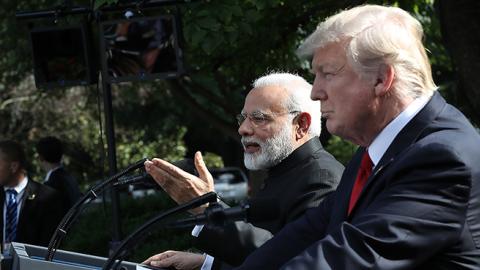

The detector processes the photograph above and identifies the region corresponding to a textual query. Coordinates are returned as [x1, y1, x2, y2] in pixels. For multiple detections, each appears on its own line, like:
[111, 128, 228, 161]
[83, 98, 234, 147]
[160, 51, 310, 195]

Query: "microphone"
[103, 191, 218, 270]
[168, 198, 279, 228]
[114, 172, 153, 187]
[114, 158, 197, 187]
[45, 158, 148, 261]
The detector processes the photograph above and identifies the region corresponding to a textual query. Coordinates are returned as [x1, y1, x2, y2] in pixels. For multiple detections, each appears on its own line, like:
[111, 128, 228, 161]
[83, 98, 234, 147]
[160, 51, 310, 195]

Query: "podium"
[6, 242, 141, 270]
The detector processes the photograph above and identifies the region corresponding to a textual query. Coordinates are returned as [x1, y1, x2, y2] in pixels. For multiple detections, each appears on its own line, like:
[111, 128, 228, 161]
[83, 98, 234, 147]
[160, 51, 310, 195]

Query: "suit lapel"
[347, 92, 447, 217]
[17, 180, 37, 237]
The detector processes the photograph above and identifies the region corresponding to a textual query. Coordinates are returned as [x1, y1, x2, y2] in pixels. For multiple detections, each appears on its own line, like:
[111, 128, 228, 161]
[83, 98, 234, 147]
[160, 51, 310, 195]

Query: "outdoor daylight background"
[2, 0, 479, 262]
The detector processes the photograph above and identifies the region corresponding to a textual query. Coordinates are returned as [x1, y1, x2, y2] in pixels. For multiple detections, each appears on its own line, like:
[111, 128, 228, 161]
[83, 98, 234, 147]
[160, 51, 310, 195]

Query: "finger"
[143, 250, 174, 264]
[145, 160, 174, 187]
[142, 254, 160, 264]
[150, 256, 176, 268]
[194, 151, 215, 190]
[152, 158, 196, 180]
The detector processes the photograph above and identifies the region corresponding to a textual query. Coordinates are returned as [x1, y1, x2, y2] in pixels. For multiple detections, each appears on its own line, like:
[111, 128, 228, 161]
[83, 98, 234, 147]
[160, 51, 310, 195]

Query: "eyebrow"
[243, 110, 277, 120]
[311, 62, 346, 74]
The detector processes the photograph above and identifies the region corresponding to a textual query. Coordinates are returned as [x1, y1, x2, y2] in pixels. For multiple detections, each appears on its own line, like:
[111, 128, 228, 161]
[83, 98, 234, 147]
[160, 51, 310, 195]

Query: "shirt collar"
[45, 165, 62, 182]
[4, 176, 28, 194]
[369, 96, 430, 167]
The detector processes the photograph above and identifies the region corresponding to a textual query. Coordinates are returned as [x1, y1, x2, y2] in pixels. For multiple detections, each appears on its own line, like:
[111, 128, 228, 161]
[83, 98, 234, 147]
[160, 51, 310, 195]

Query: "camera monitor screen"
[30, 25, 94, 89]
[100, 15, 184, 83]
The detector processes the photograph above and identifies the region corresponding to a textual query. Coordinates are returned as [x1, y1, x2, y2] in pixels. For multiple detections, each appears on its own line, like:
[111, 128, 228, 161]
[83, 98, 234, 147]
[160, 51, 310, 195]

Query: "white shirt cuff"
[200, 254, 214, 270]
[191, 225, 204, 237]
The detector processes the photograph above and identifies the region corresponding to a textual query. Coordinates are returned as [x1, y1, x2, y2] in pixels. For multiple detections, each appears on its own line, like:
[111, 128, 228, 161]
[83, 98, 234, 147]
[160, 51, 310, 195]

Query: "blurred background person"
[36, 136, 81, 215]
[0, 140, 63, 251]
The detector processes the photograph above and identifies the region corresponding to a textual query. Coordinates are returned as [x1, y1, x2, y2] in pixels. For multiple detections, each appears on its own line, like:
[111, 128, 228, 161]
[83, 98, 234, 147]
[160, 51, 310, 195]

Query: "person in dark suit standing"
[0, 140, 63, 251]
[36, 136, 81, 214]
[234, 4, 480, 270]
[142, 73, 344, 269]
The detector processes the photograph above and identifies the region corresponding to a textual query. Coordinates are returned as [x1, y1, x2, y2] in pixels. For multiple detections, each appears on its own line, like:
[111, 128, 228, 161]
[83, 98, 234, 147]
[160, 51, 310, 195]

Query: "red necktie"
[348, 151, 373, 215]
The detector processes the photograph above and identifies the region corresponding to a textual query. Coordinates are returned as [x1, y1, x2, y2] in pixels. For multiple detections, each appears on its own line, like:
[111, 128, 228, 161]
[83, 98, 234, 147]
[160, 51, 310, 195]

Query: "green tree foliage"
[325, 136, 358, 166]
[2, 0, 478, 259]
[4, 0, 460, 170]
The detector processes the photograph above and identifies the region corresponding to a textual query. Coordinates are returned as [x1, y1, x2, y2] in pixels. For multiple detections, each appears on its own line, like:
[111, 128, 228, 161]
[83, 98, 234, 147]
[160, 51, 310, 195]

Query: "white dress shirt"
[368, 95, 430, 166]
[44, 165, 62, 182]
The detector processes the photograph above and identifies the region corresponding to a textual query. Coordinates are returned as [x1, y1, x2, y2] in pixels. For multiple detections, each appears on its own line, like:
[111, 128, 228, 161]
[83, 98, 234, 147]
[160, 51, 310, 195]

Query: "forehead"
[243, 85, 287, 113]
[311, 42, 348, 70]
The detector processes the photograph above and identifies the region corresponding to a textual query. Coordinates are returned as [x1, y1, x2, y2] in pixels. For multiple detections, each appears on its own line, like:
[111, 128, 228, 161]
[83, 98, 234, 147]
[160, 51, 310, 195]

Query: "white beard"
[242, 123, 294, 170]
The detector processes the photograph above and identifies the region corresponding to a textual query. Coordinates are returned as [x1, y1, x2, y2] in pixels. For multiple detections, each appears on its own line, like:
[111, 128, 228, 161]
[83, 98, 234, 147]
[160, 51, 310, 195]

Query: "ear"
[295, 112, 311, 140]
[374, 64, 395, 97]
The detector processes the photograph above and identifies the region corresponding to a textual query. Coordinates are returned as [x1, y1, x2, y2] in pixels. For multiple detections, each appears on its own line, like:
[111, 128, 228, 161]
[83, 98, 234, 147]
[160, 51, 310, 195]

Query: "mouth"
[321, 111, 333, 119]
[243, 141, 261, 154]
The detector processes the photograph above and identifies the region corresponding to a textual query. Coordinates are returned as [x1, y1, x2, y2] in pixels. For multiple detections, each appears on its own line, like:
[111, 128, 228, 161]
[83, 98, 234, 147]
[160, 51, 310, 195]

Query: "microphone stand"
[102, 192, 218, 270]
[44, 158, 147, 261]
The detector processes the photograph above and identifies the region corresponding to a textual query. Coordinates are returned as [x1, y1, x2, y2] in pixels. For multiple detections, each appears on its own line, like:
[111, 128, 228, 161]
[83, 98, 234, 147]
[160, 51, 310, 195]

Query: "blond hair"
[297, 5, 436, 100]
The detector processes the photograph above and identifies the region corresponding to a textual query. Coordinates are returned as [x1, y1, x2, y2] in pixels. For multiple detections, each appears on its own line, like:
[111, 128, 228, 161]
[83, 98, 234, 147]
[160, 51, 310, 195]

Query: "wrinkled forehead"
[242, 85, 288, 114]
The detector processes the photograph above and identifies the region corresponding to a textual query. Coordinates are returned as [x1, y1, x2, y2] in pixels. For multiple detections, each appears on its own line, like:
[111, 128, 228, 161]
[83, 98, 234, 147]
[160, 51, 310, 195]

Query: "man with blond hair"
[235, 5, 480, 270]
[143, 72, 344, 269]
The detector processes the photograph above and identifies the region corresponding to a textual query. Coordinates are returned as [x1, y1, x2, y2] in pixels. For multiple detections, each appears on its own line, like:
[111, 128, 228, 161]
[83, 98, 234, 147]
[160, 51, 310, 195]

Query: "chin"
[325, 122, 339, 135]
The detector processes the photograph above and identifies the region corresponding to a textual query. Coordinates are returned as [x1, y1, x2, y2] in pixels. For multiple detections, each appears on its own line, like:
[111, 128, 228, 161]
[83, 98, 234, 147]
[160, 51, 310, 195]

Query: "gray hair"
[297, 5, 436, 100]
[252, 72, 321, 137]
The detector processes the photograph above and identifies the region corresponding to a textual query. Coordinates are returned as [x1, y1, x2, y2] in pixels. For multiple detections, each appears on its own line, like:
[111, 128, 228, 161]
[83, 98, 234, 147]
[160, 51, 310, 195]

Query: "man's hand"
[145, 151, 214, 213]
[142, 250, 206, 270]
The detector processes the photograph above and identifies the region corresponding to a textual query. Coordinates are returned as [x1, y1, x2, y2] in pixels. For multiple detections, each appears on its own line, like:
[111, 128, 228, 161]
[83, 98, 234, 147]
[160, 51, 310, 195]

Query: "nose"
[238, 119, 254, 137]
[311, 76, 327, 101]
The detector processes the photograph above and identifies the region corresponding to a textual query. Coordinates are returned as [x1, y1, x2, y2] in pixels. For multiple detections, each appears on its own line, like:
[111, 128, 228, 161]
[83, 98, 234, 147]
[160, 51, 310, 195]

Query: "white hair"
[297, 5, 436, 100]
[252, 72, 321, 137]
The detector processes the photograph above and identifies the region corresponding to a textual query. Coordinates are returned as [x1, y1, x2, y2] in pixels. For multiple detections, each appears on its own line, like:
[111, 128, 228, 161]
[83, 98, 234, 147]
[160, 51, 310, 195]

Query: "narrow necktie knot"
[6, 189, 17, 201]
[348, 151, 373, 215]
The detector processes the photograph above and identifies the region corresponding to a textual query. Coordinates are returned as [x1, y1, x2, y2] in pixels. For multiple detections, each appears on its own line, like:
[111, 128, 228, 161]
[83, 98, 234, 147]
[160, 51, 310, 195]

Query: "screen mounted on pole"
[30, 25, 95, 89]
[100, 15, 184, 83]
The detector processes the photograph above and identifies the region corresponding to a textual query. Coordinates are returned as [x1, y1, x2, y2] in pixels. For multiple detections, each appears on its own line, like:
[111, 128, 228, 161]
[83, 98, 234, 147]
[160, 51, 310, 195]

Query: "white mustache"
[241, 137, 264, 151]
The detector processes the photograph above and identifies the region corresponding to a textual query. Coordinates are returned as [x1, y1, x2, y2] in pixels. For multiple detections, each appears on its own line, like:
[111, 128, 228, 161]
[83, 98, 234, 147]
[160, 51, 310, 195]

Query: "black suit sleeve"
[197, 167, 340, 267]
[236, 144, 471, 270]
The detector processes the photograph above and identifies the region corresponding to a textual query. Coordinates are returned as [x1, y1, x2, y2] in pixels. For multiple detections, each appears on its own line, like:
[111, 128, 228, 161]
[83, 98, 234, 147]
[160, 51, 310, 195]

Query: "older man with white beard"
[143, 72, 344, 270]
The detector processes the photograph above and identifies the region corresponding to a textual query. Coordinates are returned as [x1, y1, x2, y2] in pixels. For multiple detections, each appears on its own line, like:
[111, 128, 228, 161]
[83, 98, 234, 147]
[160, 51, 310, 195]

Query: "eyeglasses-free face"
[236, 110, 300, 128]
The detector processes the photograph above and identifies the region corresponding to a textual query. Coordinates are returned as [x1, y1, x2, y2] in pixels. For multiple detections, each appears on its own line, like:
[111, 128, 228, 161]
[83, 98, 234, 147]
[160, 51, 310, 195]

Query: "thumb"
[194, 151, 214, 188]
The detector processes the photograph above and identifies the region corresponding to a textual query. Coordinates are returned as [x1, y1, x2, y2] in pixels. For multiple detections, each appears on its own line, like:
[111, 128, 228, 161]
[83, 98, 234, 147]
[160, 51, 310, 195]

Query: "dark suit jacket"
[45, 167, 81, 214]
[236, 92, 480, 270]
[1, 179, 64, 247]
[195, 138, 344, 268]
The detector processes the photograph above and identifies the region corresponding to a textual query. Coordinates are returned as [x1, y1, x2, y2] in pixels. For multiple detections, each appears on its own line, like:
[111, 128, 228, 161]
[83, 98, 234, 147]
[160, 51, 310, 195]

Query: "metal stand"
[101, 79, 122, 250]
[15, 0, 193, 256]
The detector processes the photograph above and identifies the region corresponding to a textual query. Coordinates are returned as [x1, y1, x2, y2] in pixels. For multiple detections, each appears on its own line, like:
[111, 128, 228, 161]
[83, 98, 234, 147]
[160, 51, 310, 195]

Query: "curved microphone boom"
[114, 172, 153, 187]
[113, 158, 197, 187]
[45, 158, 147, 261]
[103, 191, 218, 270]
[167, 198, 279, 228]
